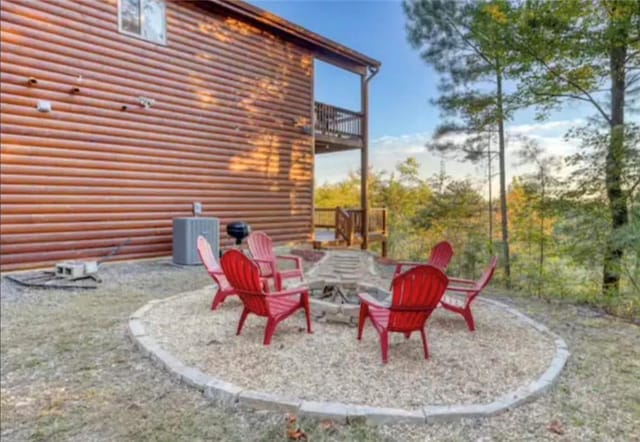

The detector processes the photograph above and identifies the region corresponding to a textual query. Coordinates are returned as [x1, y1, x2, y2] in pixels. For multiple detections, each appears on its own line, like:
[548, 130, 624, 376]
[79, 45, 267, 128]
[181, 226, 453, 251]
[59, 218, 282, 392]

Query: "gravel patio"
[1, 257, 639, 441]
[142, 287, 556, 409]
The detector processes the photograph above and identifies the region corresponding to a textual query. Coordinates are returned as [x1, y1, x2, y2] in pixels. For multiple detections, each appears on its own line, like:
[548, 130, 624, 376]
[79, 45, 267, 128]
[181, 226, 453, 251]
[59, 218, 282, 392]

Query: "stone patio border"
[128, 294, 569, 425]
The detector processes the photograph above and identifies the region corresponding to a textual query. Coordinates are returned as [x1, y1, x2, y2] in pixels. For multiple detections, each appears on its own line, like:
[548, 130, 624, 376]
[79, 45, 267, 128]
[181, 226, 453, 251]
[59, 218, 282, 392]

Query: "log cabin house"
[0, 0, 386, 271]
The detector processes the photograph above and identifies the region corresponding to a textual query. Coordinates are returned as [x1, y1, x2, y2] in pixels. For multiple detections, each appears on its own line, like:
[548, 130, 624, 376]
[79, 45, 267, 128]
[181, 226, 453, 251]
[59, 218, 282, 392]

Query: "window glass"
[119, 0, 165, 44]
[120, 0, 140, 35]
[142, 0, 166, 44]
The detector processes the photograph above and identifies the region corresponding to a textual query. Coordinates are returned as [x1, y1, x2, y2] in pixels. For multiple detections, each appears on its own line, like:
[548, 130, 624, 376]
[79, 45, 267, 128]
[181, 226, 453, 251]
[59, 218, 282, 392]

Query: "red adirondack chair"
[392, 241, 454, 278]
[441, 256, 498, 331]
[357, 265, 449, 364]
[247, 231, 304, 291]
[196, 236, 237, 310]
[220, 249, 312, 345]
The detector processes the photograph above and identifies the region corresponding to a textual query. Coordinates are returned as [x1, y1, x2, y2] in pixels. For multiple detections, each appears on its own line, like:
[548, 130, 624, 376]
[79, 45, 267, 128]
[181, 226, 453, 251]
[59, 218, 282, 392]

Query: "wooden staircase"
[313, 207, 388, 256]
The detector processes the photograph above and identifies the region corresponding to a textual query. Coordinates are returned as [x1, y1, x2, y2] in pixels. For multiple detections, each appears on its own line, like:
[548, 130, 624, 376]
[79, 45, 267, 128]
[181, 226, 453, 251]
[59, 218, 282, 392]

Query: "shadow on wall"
[193, 8, 314, 243]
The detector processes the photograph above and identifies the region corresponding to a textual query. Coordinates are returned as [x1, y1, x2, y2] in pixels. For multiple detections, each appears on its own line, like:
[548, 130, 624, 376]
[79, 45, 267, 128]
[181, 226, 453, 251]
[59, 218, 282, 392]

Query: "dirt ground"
[1, 258, 638, 441]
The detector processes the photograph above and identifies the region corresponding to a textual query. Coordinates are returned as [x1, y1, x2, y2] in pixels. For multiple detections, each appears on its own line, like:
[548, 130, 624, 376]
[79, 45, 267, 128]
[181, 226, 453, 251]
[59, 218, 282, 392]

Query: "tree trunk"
[488, 147, 493, 252]
[496, 67, 511, 287]
[603, 17, 629, 297]
[539, 171, 545, 298]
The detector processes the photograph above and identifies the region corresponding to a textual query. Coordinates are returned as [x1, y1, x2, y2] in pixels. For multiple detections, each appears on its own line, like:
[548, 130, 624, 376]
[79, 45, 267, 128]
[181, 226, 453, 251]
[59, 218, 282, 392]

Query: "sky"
[250, 0, 586, 191]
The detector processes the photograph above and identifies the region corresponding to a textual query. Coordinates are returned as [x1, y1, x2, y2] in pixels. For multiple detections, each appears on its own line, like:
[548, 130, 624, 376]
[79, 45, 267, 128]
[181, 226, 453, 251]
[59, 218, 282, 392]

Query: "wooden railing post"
[382, 207, 388, 257]
[334, 207, 354, 246]
[382, 207, 387, 234]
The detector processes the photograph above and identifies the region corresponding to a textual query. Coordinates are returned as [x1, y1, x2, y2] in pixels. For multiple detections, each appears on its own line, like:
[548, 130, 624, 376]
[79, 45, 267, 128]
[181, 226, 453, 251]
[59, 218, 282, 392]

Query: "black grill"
[226, 222, 251, 245]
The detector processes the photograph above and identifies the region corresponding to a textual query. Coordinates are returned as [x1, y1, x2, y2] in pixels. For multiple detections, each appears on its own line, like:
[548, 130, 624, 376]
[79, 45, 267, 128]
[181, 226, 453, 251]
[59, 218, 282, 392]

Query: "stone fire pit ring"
[128, 286, 570, 425]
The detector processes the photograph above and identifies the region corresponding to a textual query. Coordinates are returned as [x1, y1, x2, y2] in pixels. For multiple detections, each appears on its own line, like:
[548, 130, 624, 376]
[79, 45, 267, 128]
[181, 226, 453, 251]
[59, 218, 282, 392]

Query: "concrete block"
[299, 401, 348, 423]
[238, 390, 301, 413]
[204, 379, 242, 407]
[424, 404, 491, 422]
[128, 318, 147, 337]
[351, 405, 426, 425]
[178, 366, 213, 391]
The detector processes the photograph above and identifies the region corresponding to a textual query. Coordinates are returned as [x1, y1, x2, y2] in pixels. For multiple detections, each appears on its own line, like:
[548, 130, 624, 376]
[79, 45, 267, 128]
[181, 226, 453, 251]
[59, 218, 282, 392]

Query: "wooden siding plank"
[0, 0, 314, 270]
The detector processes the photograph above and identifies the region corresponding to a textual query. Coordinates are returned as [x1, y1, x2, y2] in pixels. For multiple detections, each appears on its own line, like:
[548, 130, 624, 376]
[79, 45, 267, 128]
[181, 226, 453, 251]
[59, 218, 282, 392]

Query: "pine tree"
[507, 0, 640, 296]
[403, 0, 518, 286]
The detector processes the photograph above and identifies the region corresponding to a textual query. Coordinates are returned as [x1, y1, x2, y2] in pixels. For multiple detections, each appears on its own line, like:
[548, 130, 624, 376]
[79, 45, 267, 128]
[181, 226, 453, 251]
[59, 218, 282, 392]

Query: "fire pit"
[302, 279, 391, 324]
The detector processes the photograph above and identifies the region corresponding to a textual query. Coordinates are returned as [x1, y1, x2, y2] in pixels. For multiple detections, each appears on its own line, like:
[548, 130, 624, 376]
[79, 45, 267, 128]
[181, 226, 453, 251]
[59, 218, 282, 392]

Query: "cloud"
[509, 119, 584, 136]
[314, 118, 583, 190]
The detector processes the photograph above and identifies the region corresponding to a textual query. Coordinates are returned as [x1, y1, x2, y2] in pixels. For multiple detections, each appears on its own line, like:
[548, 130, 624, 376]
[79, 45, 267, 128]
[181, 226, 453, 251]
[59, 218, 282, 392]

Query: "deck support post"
[360, 73, 368, 250]
[360, 66, 379, 251]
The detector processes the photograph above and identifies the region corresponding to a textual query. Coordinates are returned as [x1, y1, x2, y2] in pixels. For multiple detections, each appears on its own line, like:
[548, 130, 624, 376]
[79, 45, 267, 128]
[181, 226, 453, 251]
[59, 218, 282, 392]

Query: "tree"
[506, 0, 640, 296]
[403, 0, 518, 286]
[416, 177, 489, 277]
[514, 138, 561, 296]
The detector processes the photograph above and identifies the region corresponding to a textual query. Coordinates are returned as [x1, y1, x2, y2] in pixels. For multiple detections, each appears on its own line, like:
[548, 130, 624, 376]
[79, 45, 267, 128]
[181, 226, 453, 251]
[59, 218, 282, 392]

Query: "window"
[119, 0, 166, 45]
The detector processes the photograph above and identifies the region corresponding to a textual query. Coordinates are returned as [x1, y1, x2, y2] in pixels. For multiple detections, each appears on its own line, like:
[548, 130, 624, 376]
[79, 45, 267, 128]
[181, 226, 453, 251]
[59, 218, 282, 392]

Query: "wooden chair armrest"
[393, 261, 424, 277]
[268, 287, 309, 298]
[446, 285, 476, 293]
[358, 292, 390, 308]
[252, 258, 277, 276]
[448, 277, 475, 285]
[276, 255, 303, 269]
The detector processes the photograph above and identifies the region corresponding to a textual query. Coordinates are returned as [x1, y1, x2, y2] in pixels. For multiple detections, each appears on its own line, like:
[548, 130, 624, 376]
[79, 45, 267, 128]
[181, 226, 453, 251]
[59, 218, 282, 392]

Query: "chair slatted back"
[247, 231, 277, 276]
[427, 241, 454, 271]
[197, 236, 221, 274]
[220, 249, 269, 316]
[389, 265, 449, 332]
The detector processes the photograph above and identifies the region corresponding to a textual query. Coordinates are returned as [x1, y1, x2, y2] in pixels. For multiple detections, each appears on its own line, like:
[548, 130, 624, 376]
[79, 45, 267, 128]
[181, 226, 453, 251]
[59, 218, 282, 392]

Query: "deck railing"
[368, 208, 387, 234]
[314, 102, 363, 139]
[313, 207, 387, 236]
[313, 208, 336, 228]
[335, 207, 354, 245]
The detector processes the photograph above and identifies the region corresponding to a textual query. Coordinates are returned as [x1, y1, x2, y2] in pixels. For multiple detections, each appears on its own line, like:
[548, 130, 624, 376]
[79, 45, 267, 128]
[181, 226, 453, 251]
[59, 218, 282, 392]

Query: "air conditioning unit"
[172, 217, 219, 265]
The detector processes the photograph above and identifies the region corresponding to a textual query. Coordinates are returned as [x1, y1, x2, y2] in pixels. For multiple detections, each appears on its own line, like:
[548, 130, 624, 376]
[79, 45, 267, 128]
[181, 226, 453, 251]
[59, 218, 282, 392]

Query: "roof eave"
[200, 0, 381, 74]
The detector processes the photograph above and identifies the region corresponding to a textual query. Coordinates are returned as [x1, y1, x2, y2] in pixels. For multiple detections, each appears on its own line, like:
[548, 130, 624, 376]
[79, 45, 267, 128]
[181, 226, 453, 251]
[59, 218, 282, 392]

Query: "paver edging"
[128, 293, 570, 425]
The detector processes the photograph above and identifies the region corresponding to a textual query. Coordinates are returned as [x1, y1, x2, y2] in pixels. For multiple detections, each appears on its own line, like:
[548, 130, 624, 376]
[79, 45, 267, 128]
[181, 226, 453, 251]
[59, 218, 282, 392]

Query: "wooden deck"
[314, 229, 337, 242]
[314, 102, 364, 154]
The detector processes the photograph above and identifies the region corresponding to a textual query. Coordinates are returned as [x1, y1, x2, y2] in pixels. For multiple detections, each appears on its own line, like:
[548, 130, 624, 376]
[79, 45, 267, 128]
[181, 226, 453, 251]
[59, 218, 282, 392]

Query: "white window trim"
[117, 0, 167, 46]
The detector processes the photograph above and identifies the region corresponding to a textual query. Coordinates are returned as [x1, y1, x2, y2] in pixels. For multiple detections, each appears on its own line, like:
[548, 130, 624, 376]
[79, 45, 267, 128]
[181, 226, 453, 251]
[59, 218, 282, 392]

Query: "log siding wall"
[0, 0, 314, 270]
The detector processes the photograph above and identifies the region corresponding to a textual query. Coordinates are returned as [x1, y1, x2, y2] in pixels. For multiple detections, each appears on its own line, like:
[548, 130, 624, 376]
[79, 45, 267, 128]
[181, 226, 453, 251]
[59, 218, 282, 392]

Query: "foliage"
[405, 0, 639, 297]
[403, 0, 518, 127]
[507, 0, 640, 120]
[403, 0, 532, 287]
[564, 122, 640, 200]
[315, 156, 639, 320]
[503, 0, 640, 296]
[314, 173, 361, 209]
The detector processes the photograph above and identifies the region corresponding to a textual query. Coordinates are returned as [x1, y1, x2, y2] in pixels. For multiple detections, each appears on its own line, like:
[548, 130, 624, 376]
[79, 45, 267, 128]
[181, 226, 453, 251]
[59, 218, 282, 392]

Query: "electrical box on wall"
[36, 100, 52, 112]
